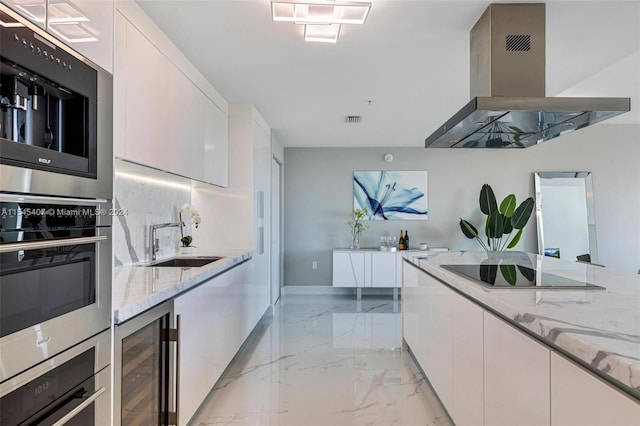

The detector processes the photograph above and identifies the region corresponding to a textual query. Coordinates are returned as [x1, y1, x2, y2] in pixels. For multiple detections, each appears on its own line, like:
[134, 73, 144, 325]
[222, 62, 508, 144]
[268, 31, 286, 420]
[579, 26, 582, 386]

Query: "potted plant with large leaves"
[459, 184, 534, 252]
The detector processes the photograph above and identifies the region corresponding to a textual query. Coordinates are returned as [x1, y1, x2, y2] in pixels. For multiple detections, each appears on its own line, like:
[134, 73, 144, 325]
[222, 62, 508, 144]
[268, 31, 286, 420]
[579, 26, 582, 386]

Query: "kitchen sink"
[150, 257, 223, 268]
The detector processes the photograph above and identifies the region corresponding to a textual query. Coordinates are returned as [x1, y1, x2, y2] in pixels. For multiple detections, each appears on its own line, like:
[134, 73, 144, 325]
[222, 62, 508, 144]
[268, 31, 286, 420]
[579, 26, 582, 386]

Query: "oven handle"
[0, 235, 107, 253]
[50, 386, 106, 426]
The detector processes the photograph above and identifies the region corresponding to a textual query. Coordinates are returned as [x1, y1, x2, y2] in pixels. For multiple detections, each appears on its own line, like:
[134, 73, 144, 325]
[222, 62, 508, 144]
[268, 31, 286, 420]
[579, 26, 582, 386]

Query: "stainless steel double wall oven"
[0, 4, 112, 425]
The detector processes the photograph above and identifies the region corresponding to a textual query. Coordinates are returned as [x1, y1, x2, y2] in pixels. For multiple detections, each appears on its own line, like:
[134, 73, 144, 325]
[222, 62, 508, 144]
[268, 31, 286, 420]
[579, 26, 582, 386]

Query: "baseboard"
[282, 286, 400, 296]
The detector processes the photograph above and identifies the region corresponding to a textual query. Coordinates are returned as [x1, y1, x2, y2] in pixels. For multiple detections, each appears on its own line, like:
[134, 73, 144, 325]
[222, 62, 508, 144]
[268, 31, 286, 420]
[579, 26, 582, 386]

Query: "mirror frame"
[534, 172, 598, 263]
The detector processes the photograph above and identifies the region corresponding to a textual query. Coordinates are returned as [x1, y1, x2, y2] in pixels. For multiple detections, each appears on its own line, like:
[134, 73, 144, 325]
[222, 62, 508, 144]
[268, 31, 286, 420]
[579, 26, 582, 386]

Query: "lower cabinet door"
[451, 294, 484, 425]
[484, 312, 550, 426]
[420, 269, 454, 409]
[174, 281, 214, 425]
[402, 261, 422, 352]
[402, 262, 454, 408]
[550, 352, 640, 425]
[370, 252, 397, 288]
[332, 251, 365, 287]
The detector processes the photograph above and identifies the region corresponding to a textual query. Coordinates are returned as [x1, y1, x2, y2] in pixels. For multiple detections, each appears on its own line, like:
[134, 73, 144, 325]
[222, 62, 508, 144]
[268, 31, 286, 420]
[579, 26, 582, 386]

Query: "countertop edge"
[113, 251, 252, 325]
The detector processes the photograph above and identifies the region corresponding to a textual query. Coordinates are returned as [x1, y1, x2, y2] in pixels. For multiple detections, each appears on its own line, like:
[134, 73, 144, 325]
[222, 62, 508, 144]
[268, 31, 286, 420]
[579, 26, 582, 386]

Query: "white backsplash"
[113, 160, 191, 266]
[113, 159, 253, 267]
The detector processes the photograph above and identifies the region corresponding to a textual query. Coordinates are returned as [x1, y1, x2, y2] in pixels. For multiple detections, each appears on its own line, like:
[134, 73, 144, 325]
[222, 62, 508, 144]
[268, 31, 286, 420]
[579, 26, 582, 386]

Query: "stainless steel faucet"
[149, 222, 180, 262]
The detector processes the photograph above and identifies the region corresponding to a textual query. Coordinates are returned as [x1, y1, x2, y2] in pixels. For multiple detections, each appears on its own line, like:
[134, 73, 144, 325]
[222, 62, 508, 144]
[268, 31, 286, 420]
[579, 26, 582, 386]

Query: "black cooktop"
[441, 264, 606, 290]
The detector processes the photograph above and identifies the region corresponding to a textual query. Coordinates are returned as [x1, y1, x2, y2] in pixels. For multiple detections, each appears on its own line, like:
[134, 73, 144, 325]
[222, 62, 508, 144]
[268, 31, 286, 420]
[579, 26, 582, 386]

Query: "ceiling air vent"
[344, 115, 362, 123]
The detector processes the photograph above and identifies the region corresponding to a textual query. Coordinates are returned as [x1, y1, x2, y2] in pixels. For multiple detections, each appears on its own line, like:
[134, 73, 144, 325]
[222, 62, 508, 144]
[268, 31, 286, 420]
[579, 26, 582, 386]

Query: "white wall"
[283, 123, 640, 286]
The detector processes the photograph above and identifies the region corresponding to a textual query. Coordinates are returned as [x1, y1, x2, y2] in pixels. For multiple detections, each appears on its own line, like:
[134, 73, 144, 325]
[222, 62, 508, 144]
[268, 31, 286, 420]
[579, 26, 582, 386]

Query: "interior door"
[270, 156, 282, 306]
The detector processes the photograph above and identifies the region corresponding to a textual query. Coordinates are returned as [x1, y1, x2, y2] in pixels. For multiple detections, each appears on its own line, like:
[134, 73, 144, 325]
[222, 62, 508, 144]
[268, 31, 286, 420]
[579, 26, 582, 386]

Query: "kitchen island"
[402, 251, 640, 425]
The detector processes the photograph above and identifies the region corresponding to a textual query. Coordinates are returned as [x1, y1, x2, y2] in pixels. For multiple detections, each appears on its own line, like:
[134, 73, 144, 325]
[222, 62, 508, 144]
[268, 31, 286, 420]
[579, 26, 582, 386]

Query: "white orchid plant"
[179, 204, 201, 247]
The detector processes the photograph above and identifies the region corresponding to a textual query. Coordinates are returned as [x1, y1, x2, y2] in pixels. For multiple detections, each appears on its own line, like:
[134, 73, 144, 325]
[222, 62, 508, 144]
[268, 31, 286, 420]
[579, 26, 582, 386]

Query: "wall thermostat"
[383, 153, 394, 163]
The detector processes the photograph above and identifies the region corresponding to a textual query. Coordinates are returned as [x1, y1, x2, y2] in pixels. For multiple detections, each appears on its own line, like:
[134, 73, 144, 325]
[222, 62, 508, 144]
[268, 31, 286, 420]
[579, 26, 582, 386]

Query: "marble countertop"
[403, 250, 640, 400]
[333, 248, 442, 252]
[112, 250, 252, 325]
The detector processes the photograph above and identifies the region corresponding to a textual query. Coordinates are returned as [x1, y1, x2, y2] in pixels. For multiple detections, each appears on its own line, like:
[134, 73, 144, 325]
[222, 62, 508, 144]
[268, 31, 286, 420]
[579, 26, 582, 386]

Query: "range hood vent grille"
[505, 34, 531, 52]
[424, 3, 630, 149]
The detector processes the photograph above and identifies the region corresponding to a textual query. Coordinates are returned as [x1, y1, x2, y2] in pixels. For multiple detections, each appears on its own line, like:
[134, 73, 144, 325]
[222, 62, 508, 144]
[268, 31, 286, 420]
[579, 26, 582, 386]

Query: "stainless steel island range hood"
[424, 3, 630, 149]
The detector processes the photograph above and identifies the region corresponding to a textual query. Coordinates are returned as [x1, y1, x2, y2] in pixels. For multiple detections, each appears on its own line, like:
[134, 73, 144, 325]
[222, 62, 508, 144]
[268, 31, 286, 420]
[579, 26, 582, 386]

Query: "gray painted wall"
[283, 124, 640, 286]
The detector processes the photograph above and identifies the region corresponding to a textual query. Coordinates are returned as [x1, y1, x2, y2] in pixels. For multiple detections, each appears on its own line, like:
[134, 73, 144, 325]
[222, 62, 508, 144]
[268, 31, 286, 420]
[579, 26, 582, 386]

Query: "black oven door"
[0, 240, 98, 338]
[0, 329, 111, 426]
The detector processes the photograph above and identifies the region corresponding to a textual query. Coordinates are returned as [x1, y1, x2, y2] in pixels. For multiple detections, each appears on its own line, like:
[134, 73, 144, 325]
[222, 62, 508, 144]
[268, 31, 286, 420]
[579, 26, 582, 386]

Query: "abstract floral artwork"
[354, 171, 428, 220]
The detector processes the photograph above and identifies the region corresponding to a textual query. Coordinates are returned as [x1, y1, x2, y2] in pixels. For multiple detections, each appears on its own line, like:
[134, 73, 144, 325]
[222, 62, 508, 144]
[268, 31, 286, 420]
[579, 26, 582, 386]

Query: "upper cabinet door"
[123, 21, 173, 172]
[169, 66, 201, 180]
[113, 2, 229, 184]
[202, 96, 229, 187]
[3, 0, 46, 28]
[46, 0, 114, 73]
[5, 0, 114, 72]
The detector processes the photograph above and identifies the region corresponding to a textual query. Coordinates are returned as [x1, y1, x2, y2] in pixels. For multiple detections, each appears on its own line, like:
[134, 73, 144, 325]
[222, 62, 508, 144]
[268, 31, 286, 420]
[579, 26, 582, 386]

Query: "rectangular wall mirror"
[534, 172, 598, 264]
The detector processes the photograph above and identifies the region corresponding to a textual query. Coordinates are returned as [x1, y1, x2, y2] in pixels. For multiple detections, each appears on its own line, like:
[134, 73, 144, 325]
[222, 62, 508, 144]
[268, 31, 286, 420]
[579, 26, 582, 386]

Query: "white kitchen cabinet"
[370, 252, 397, 287]
[48, 0, 114, 73]
[169, 65, 201, 180]
[112, 10, 126, 159]
[119, 19, 201, 180]
[550, 352, 640, 425]
[333, 250, 401, 296]
[484, 312, 551, 426]
[451, 292, 484, 425]
[402, 260, 423, 355]
[120, 20, 173, 172]
[3, 0, 46, 28]
[173, 260, 258, 426]
[332, 251, 365, 287]
[402, 260, 454, 408]
[174, 278, 213, 425]
[202, 94, 229, 187]
[403, 260, 484, 425]
[419, 265, 454, 410]
[113, 4, 229, 186]
[3, 0, 114, 72]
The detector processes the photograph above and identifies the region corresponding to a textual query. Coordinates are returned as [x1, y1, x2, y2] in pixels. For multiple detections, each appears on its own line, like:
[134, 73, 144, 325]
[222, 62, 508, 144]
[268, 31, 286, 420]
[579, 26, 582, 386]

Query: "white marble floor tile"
[190, 295, 451, 426]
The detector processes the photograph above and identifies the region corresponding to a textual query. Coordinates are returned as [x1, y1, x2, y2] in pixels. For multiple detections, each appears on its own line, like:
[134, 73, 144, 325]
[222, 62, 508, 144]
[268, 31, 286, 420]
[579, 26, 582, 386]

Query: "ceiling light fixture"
[272, 1, 370, 25]
[272, 0, 371, 43]
[304, 23, 341, 43]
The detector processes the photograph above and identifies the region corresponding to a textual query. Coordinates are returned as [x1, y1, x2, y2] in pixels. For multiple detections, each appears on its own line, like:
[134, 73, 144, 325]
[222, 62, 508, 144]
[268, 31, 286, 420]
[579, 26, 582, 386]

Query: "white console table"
[332, 249, 408, 299]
